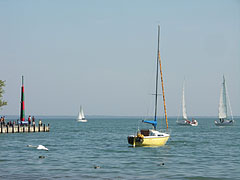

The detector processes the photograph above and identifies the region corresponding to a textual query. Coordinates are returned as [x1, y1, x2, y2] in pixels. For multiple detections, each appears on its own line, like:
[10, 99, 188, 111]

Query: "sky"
[0, 0, 239, 117]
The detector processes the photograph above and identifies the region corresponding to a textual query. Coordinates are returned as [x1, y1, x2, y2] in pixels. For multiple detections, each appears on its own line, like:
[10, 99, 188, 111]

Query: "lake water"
[0, 116, 239, 180]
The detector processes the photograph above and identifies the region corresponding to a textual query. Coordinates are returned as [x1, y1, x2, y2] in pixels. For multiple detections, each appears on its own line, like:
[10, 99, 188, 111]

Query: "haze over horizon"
[0, 0, 239, 117]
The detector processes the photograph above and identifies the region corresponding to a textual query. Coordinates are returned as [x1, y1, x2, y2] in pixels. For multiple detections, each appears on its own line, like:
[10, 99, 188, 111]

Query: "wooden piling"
[0, 123, 50, 134]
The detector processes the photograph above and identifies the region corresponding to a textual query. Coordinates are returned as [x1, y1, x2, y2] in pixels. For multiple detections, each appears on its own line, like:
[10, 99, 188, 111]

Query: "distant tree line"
[0, 80, 7, 108]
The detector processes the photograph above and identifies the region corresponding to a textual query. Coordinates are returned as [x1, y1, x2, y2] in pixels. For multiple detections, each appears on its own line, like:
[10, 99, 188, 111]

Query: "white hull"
[77, 119, 87, 122]
[190, 121, 198, 126]
[215, 119, 234, 126]
[176, 119, 198, 126]
[176, 120, 191, 126]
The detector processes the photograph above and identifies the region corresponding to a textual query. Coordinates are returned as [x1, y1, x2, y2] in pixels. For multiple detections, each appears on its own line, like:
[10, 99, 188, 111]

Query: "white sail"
[80, 106, 85, 119]
[182, 81, 188, 120]
[77, 111, 82, 120]
[218, 76, 227, 119]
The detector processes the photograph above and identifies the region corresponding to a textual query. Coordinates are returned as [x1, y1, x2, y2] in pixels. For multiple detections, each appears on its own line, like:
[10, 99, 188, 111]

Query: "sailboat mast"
[158, 26, 168, 129]
[154, 26, 160, 127]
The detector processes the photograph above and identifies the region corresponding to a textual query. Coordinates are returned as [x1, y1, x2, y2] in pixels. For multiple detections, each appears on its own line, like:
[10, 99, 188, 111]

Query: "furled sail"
[218, 76, 227, 119]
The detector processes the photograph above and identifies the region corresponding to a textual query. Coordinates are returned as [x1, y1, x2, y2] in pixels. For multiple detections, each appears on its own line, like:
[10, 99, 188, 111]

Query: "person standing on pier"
[28, 116, 31, 125]
[39, 120, 42, 126]
[32, 116, 35, 126]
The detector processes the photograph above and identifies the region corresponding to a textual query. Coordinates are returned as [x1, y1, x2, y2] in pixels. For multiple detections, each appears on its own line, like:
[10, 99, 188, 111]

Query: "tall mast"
[20, 76, 25, 122]
[158, 25, 168, 129]
[153, 25, 160, 129]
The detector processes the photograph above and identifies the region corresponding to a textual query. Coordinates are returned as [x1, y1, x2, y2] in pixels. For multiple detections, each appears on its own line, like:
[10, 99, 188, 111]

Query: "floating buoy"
[157, 162, 165, 166]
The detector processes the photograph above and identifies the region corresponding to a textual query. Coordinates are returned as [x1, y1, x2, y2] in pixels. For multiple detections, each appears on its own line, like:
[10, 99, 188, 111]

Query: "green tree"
[0, 80, 7, 108]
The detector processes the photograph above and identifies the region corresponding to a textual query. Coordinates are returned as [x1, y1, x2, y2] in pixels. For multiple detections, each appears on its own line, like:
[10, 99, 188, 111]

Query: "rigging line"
[158, 25, 168, 129]
[225, 80, 234, 121]
[176, 87, 182, 122]
[176, 80, 183, 122]
[154, 27, 160, 124]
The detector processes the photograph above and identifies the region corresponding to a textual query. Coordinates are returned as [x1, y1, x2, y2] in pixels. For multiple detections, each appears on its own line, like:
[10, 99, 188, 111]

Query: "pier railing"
[0, 123, 50, 133]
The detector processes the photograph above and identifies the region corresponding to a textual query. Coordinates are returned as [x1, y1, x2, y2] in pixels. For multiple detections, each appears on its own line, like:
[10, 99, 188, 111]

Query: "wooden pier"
[0, 124, 50, 134]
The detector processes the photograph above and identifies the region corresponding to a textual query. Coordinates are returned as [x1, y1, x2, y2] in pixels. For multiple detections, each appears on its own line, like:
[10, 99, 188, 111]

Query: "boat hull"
[128, 134, 170, 147]
[176, 120, 191, 126]
[215, 120, 234, 126]
[176, 120, 198, 126]
[77, 119, 87, 122]
[190, 122, 198, 126]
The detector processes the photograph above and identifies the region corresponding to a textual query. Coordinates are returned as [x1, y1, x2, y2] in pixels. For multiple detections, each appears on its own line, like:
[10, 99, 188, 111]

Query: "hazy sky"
[0, 0, 239, 117]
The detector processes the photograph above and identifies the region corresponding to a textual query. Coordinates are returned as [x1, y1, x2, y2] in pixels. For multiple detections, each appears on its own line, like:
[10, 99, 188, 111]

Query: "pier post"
[0, 123, 50, 134]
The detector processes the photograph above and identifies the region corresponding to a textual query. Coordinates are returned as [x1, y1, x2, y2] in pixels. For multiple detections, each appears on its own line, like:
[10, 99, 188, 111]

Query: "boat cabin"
[140, 129, 165, 137]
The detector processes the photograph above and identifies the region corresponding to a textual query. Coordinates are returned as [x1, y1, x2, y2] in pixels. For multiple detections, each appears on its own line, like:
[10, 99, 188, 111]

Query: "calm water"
[0, 116, 239, 180]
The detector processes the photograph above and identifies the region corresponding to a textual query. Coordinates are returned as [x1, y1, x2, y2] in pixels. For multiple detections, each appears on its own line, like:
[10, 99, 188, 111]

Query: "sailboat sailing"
[176, 81, 198, 126]
[215, 76, 234, 126]
[77, 106, 87, 122]
[127, 26, 170, 147]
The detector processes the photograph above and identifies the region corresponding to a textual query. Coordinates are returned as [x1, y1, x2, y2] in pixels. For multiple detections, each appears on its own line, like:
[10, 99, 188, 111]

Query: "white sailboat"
[215, 76, 234, 126]
[176, 81, 198, 126]
[77, 106, 87, 122]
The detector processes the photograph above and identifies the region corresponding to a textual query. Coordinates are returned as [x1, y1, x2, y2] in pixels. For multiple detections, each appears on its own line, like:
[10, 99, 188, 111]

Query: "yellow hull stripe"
[134, 136, 169, 147]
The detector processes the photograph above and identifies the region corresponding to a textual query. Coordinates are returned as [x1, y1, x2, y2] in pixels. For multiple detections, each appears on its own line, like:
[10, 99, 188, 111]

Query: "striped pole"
[20, 76, 25, 122]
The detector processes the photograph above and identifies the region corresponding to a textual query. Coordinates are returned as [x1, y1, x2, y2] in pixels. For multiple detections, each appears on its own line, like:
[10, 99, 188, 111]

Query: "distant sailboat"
[215, 76, 234, 126]
[176, 80, 198, 126]
[127, 25, 170, 147]
[77, 106, 87, 122]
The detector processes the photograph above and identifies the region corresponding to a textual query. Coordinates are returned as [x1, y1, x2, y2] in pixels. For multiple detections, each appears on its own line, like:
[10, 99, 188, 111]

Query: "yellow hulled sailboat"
[127, 26, 170, 147]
